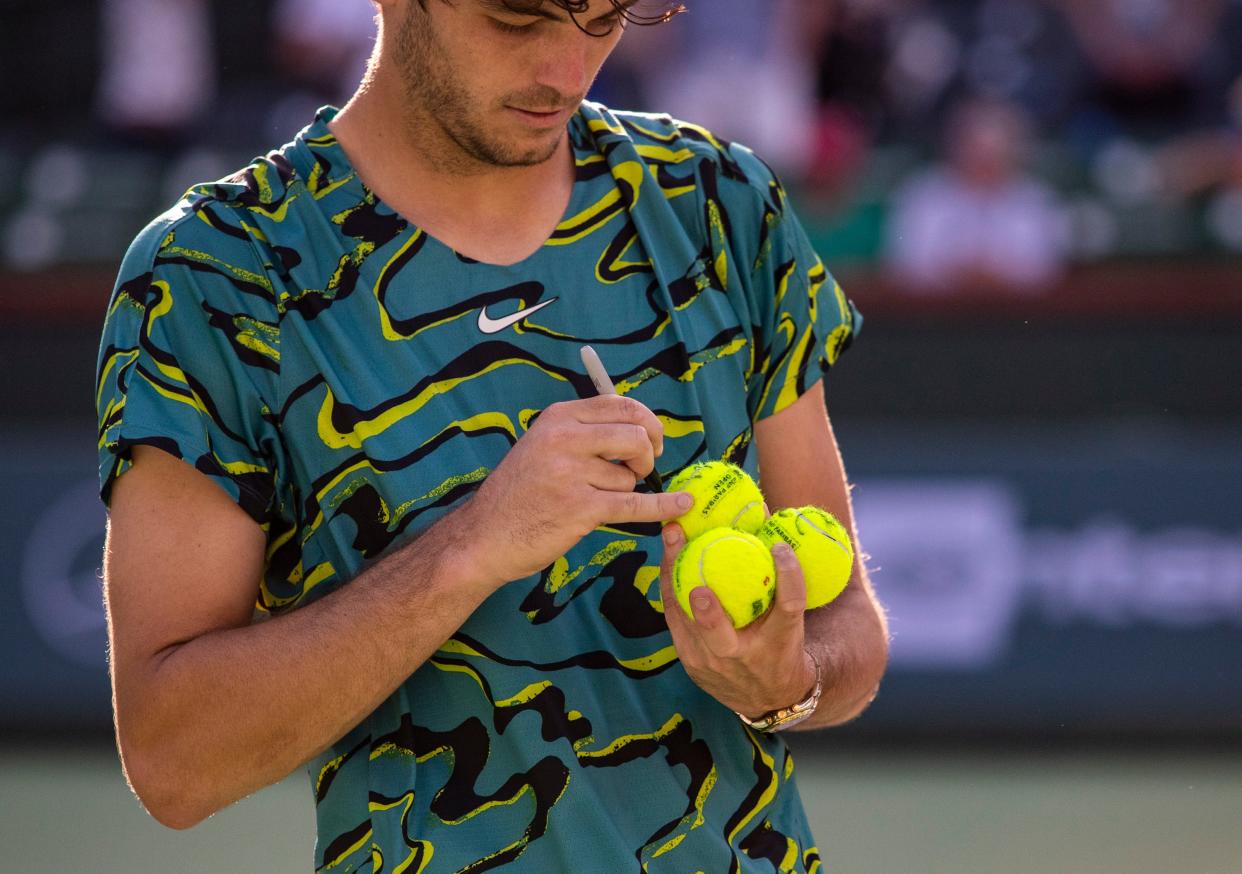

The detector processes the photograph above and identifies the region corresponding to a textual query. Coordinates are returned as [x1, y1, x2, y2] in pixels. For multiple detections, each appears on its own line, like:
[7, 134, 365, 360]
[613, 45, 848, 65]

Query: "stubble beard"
[397, 9, 568, 170]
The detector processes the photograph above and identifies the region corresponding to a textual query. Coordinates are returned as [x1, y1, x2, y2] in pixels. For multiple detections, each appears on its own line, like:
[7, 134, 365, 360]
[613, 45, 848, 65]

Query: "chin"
[496, 135, 564, 168]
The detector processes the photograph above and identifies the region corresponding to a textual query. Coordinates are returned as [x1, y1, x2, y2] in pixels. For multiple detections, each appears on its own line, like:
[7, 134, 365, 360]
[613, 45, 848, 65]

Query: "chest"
[281, 223, 668, 423]
[268, 190, 758, 573]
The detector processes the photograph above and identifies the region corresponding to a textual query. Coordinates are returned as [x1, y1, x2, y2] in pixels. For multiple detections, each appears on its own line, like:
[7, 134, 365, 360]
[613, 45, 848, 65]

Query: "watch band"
[734, 648, 823, 733]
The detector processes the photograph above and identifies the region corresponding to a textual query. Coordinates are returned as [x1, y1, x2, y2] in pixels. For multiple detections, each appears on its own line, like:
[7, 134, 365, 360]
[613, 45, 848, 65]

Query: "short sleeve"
[95, 203, 284, 526]
[739, 160, 862, 423]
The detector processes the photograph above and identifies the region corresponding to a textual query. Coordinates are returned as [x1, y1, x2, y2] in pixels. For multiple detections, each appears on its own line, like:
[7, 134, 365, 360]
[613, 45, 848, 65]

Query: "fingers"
[584, 423, 657, 480]
[660, 524, 740, 659]
[584, 457, 640, 493]
[470, 395, 668, 586]
[659, 527, 810, 716]
[599, 488, 693, 523]
[683, 585, 741, 658]
[675, 541, 806, 659]
[762, 543, 808, 632]
[658, 523, 688, 629]
[658, 523, 712, 663]
[560, 395, 665, 458]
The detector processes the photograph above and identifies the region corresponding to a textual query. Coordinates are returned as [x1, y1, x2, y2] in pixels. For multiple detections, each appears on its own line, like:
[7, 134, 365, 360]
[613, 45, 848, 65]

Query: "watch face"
[738, 697, 817, 732]
[767, 704, 810, 731]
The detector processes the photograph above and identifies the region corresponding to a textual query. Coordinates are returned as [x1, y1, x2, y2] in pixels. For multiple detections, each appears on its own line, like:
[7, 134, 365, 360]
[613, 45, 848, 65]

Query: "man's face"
[395, 0, 633, 167]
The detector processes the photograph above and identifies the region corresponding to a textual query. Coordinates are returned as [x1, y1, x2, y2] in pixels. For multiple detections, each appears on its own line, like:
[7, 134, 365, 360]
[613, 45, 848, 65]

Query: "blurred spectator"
[1157, 75, 1242, 198]
[807, 0, 890, 205]
[886, 97, 1069, 294]
[5, 0, 1236, 269]
[264, 0, 375, 141]
[804, 0, 1077, 207]
[880, 0, 965, 145]
[267, 0, 377, 140]
[879, 0, 1084, 145]
[1156, 73, 1242, 251]
[273, 0, 377, 106]
[640, 0, 822, 179]
[1053, 0, 1231, 145]
[96, 0, 215, 149]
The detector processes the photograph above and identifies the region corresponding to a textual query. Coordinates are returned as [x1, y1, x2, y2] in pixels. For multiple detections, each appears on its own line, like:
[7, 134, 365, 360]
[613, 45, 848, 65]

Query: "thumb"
[659, 522, 692, 629]
[766, 543, 808, 629]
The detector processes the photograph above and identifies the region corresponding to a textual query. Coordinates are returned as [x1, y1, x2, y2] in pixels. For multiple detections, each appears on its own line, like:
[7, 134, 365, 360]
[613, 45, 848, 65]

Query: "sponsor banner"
[856, 481, 1242, 671]
[3, 424, 1241, 735]
[843, 422, 1242, 734]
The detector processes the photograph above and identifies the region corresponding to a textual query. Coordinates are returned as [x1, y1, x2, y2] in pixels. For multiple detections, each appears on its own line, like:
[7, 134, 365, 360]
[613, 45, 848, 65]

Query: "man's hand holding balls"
[659, 517, 817, 722]
[658, 460, 856, 722]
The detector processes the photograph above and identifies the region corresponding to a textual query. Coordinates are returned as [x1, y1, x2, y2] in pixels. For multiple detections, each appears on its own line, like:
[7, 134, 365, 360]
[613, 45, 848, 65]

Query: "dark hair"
[514, 1, 685, 26]
[418, 1, 686, 35]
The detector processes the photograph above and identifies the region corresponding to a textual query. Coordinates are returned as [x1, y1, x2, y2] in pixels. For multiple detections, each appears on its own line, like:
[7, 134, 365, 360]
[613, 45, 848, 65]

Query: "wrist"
[735, 647, 823, 733]
[744, 649, 816, 718]
[428, 499, 504, 597]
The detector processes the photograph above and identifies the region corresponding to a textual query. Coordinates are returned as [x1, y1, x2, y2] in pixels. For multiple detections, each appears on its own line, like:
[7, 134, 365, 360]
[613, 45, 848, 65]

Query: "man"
[95, 1, 888, 870]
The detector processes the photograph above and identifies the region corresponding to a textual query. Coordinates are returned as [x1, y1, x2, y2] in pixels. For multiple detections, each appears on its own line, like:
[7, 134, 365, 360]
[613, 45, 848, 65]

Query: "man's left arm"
[753, 380, 889, 729]
[657, 380, 888, 731]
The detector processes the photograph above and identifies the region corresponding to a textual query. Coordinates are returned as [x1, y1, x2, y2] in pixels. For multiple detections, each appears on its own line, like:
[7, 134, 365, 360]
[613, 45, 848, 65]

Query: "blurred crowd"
[3, 0, 1242, 285]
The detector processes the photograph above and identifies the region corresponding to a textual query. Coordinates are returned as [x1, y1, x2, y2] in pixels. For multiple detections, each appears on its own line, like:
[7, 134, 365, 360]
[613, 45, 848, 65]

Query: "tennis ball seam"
[758, 506, 853, 610]
[729, 500, 763, 529]
[691, 531, 764, 586]
[797, 514, 852, 555]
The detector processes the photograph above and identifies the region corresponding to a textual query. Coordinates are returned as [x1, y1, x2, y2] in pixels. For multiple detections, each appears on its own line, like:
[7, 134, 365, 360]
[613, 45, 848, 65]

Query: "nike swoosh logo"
[477, 297, 559, 334]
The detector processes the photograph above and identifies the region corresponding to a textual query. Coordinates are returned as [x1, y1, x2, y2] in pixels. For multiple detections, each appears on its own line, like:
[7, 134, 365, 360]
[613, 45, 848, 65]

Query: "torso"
[146, 102, 835, 872]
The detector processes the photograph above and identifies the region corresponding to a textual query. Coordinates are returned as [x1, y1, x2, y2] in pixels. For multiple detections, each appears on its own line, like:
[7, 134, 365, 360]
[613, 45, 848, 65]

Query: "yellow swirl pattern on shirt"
[94, 104, 857, 874]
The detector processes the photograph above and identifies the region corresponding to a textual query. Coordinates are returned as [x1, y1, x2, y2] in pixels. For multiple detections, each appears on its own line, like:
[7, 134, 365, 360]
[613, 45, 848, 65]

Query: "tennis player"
[96, 1, 888, 869]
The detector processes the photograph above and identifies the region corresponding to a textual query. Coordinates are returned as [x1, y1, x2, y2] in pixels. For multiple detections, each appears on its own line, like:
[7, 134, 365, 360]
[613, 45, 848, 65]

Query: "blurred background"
[1, 0, 1240, 871]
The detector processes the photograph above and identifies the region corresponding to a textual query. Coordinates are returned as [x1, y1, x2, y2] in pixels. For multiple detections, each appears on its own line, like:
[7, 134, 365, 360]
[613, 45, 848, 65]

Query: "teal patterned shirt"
[96, 102, 860, 873]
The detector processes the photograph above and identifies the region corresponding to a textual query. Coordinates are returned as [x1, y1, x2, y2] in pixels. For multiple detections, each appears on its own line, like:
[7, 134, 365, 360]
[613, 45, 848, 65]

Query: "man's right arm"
[105, 396, 692, 829]
[107, 444, 497, 829]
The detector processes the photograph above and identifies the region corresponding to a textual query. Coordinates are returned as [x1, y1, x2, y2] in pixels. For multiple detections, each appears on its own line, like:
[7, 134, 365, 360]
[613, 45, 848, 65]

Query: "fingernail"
[691, 588, 712, 612]
[676, 492, 693, 510]
[773, 543, 795, 562]
[664, 525, 683, 545]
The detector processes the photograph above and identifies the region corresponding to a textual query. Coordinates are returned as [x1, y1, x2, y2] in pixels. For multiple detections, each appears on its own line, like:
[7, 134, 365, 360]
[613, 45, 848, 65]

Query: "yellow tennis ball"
[672, 527, 776, 628]
[666, 460, 767, 542]
[758, 506, 853, 609]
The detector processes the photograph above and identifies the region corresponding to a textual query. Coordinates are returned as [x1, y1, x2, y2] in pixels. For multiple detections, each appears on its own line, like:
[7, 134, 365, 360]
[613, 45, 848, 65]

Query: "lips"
[509, 107, 565, 118]
[506, 105, 570, 127]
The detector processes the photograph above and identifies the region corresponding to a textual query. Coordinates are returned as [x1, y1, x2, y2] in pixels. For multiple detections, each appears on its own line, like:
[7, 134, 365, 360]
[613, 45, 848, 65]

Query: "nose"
[532, 31, 590, 101]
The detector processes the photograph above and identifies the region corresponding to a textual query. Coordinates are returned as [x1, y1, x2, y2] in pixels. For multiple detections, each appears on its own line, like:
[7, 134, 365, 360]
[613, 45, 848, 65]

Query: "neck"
[328, 61, 574, 236]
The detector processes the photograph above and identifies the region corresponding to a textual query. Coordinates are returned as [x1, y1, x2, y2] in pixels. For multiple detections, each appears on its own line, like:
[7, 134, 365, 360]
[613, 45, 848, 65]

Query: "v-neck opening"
[291, 105, 596, 271]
